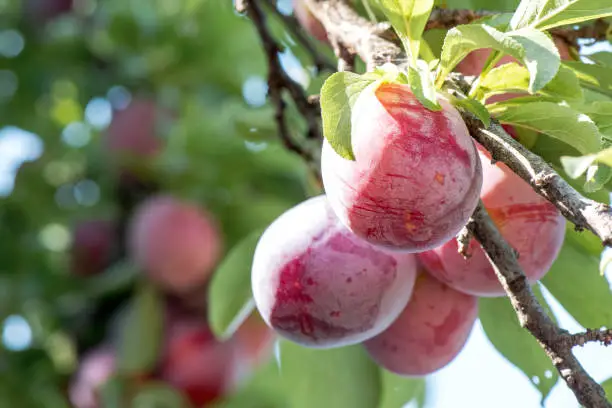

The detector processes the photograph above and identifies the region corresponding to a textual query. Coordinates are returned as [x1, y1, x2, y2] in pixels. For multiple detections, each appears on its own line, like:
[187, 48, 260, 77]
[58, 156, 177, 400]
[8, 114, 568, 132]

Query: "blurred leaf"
[480, 284, 558, 401]
[131, 382, 191, 408]
[379, 370, 426, 408]
[583, 163, 612, 193]
[214, 360, 287, 408]
[99, 376, 128, 408]
[542, 227, 612, 328]
[437, 0, 520, 11]
[492, 101, 601, 154]
[320, 72, 378, 160]
[85, 261, 140, 299]
[510, 0, 612, 30]
[377, 0, 434, 64]
[208, 229, 263, 340]
[574, 101, 612, 139]
[589, 52, 612, 67]
[279, 341, 381, 408]
[604, 378, 612, 402]
[117, 282, 164, 376]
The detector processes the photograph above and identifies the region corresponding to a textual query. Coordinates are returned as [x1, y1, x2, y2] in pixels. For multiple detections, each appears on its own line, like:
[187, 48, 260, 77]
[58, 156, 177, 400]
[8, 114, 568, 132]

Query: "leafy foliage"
[3, 0, 612, 406]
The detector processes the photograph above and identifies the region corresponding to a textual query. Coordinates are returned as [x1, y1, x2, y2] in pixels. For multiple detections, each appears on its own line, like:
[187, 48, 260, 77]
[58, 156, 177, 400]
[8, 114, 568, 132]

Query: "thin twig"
[240, 0, 321, 165]
[260, 0, 336, 72]
[571, 328, 612, 347]
[456, 226, 473, 259]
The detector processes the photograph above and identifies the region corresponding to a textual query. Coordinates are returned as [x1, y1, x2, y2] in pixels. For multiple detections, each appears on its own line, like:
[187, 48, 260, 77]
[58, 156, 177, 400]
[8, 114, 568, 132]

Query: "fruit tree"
[2, 0, 612, 407]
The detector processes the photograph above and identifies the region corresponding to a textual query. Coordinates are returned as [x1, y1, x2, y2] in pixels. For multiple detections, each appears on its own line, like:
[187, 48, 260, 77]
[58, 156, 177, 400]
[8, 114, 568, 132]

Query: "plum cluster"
[252, 72, 566, 377]
[68, 99, 276, 408]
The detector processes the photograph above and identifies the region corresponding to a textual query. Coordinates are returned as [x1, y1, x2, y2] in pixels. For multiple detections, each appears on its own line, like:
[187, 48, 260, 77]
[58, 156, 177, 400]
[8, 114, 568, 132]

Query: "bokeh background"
[1, 0, 612, 407]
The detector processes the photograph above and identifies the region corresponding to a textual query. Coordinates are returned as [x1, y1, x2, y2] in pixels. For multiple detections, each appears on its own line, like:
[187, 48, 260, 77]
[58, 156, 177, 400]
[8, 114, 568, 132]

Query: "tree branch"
[468, 202, 611, 408]
[239, 0, 322, 167]
[459, 108, 612, 247]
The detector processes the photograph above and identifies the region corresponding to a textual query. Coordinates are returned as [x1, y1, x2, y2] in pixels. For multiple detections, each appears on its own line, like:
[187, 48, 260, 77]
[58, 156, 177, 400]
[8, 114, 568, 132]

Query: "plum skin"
[104, 98, 173, 160]
[363, 272, 478, 377]
[159, 317, 239, 406]
[71, 219, 115, 276]
[127, 195, 223, 294]
[251, 195, 418, 349]
[321, 82, 483, 253]
[418, 146, 566, 297]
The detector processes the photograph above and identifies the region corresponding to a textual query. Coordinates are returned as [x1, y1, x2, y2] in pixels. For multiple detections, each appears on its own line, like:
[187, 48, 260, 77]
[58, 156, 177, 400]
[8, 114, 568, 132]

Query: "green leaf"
[602, 378, 612, 402]
[542, 228, 612, 329]
[492, 101, 602, 154]
[589, 52, 612, 67]
[131, 382, 190, 408]
[85, 261, 139, 299]
[320, 72, 378, 160]
[117, 282, 164, 376]
[379, 370, 426, 408]
[208, 229, 263, 340]
[407, 61, 441, 111]
[575, 101, 612, 139]
[480, 63, 582, 101]
[539, 64, 583, 101]
[584, 163, 612, 193]
[480, 284, 559, 401]
[510, 0, 612, 31]
[213, 360, 287, 408]
[377, 0, 434, 64]
[560, 154, 598, 179]
[438, 24, 524, 83]
[451, 96, 491, 127]
[99, 376, 128, 408]
[561, 147, 612, 179]
[506, 28, 560, 92]
[563, 61, 612, 98]
[279, 340, 381, 408]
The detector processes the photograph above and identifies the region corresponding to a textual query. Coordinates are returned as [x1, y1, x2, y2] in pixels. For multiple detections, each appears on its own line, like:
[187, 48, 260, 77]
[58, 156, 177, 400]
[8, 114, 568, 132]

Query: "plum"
[127, 195, 222, 294]
[293, 0, 328, 43]
[418, 145, 566, 297]
[321, 83, 482, 252]
[71, 219, 115, 276]
[104, 98, 171, 161]
[69, 346, 116, 408]
[363, 272, 478, 376]
[251, 195, 418, 349]
[234, 312, 276, 370]
[159, 317, 239, 406]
